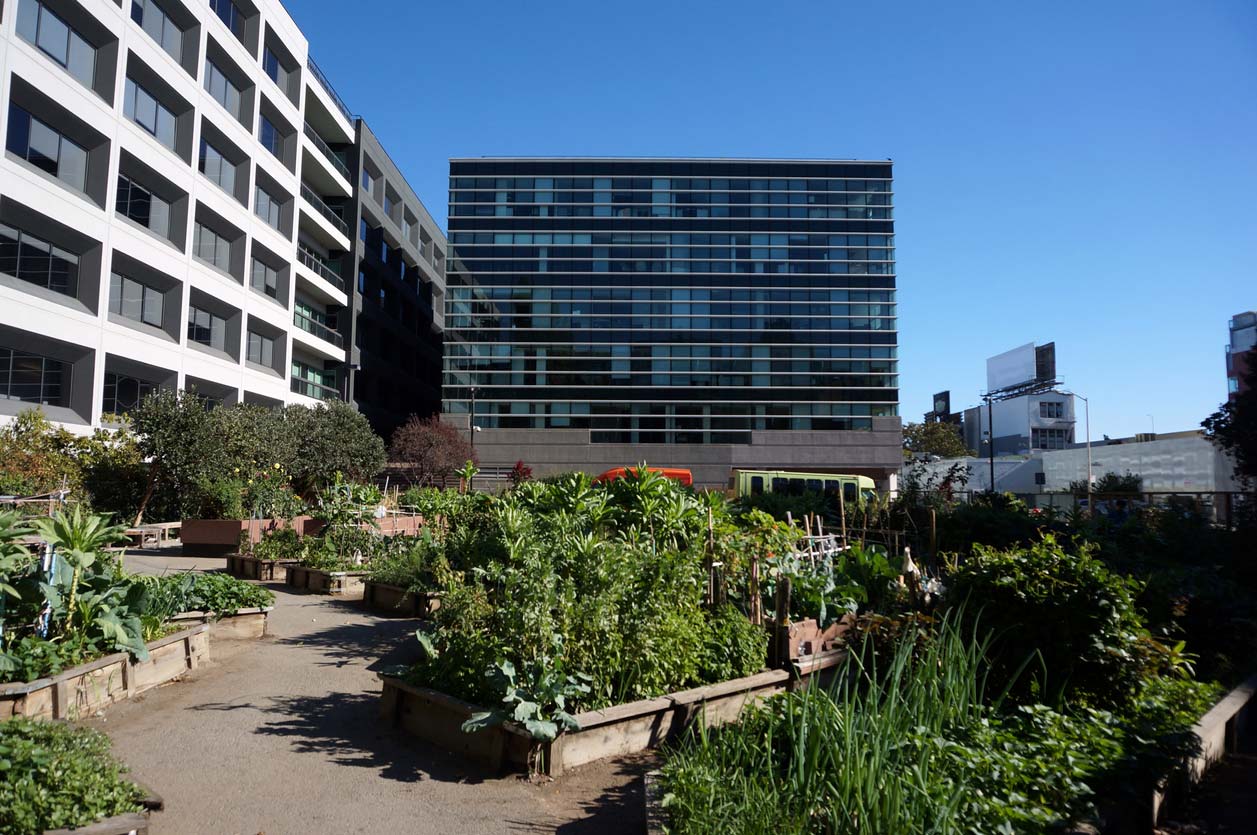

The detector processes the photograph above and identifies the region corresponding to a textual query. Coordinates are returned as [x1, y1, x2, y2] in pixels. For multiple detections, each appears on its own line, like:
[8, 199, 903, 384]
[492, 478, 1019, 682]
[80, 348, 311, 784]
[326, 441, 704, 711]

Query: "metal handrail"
[290, 375, 341, 401]
[296, 248, 345, 290]
[306, 57, 353, 124]
[293, 312, 344, 348]
[303, 122, 351, 180]
[300, 184, 349, 236]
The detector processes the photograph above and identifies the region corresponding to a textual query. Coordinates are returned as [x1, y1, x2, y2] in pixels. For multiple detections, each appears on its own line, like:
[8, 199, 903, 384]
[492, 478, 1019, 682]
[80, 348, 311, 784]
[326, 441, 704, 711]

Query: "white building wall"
[0, 0, 355, 428]
[1041, 435, 1241, 493]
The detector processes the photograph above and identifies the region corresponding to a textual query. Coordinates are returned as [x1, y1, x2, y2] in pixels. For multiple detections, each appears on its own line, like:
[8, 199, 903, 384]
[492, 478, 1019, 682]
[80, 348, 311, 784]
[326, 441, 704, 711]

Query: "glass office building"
[444, 158, 901, 487]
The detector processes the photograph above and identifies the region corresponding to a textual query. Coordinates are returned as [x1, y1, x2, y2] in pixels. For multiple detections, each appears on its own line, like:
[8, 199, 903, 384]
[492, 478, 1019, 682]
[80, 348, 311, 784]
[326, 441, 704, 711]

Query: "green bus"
[731, 470, 877, 505]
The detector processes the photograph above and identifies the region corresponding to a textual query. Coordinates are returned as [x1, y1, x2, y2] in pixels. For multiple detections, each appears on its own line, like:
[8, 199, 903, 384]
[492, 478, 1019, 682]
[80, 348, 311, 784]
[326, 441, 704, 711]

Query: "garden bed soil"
[361, 581, 440, 617]
[0, 625, 209, 721]
[225, 554, 298, 581]
[168, 607, 273, 641]
[42, 782, 163, 835]
[285, 564, 368, 597]
[379, 652, 847, 778]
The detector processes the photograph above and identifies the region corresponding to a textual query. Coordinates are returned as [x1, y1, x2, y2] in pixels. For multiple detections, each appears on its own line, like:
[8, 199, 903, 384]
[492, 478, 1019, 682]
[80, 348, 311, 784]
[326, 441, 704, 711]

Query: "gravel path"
[87, 551, 650, 835]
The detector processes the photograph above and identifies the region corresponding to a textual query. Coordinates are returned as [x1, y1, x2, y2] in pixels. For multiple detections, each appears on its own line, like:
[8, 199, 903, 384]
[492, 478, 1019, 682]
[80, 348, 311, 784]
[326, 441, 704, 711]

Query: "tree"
[292, 401, 386, 491]
[1070, 471, 1142, 496]
[129, 390, 221, 525]
[902, 421, 975, 460]
[1203, 346, 1257, 487]
[389, 415, 476, 487]
[0, 410, 82, 497]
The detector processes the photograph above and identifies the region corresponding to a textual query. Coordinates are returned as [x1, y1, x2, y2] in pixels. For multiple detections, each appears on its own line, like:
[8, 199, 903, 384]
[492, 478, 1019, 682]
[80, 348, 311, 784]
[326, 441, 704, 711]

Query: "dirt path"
[88, 552, 650, 835]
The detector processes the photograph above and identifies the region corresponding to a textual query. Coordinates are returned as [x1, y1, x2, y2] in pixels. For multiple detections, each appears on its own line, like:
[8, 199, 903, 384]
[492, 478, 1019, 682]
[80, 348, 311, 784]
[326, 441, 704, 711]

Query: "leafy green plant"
[460, 657, 592, 774]
[945, 535, 1147, 706]
[247, 527, 305, 562]
[697, 604, 766, 683]
[0, 718, 147, 835]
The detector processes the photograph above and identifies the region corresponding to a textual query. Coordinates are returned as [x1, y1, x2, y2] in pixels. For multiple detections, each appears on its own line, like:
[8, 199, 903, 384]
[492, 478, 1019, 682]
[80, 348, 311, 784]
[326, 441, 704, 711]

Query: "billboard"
[932, 391, 951, 416]
[986, 343, 1038, 391]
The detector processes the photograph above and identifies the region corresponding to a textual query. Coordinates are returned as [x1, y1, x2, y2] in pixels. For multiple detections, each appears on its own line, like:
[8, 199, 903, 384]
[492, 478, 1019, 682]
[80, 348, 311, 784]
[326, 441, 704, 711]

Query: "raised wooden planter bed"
[0, 625, 209, 721]
[379, 651, 847, 778]
[225, 554, 299, 581]
[285, 564, 368, 597]
[181, 517, 306, 556]
[169, 607, 273, 641]
[361, 581, 440, 617]
[43, 783, 163, 835]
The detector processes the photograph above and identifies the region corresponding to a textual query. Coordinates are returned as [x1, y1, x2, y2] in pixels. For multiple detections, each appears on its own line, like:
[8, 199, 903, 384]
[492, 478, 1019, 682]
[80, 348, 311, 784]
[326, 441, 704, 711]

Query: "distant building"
[959, 342, 1076, 455]
[904, 430, 1242, 495]
[1227, 311, 1256, 401]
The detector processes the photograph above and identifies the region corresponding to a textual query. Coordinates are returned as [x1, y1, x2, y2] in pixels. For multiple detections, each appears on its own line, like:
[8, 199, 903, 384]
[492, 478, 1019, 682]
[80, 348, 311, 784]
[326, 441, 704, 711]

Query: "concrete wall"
[461, 415, 904, 490]
[1041, 434, 1242, 492]
[903, 455, 1043, 494]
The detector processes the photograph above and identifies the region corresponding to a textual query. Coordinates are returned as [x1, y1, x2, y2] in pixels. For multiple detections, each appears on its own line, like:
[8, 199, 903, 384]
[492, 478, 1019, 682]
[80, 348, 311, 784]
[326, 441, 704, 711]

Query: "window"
[1031, 427, 1069, 450]
[259, 115, 281, 159]
[193, 223, 231, 272]
[109, 272, 163, 328]
[1039, 401, 1064, 419]
[383, 193, 394, 217]
[246, 330, 273, 367]
[209, 0, 243, 38]
[203, 59, 242, 120]
[254, 184, 282, 230]
[124, 79, 177, 151]
[402, 217, 413, 241]
[198, 139, 234, 193]
[262, 46, 291, 93]
[251, 258, 278, 299]
[17, 0, 95, 88]
[358, 218, 368, 242]
[103, 372, 157, 414]
[187, 305, 227, 351]
[130, 0, 182, 63]
[6, 104, 88, 193]
[0, 222, 79, 296]
[361, 168, 373, 196]
[115, 174, 171, 239]
[0, 346, 67, 405]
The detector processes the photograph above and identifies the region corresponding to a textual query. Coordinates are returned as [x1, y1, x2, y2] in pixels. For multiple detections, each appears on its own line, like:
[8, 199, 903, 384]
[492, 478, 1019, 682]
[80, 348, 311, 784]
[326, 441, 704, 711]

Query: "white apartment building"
[0, 0, 369, 427]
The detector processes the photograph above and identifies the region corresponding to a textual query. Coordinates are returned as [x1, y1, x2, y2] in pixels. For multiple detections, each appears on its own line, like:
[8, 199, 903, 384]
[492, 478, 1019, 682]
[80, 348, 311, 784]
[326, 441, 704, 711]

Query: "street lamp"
[1062, 391, 1092, 513]
[468, 385, 477, 454]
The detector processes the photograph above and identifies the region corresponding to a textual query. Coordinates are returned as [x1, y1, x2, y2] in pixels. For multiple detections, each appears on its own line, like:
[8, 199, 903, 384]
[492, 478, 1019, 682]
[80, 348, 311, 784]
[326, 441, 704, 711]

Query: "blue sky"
[293, 0, 1256, 439]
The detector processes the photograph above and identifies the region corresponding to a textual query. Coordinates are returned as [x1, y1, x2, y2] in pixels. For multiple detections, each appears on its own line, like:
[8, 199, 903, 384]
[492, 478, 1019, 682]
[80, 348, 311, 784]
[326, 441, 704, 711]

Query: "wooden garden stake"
[837, 486, 848, 547]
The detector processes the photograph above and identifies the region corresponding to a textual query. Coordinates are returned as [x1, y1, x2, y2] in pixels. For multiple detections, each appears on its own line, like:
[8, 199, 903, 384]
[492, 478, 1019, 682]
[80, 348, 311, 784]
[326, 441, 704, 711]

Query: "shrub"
[0, 718, 147, 835]
[389, 415, 475, 486]
[697, 604, 766, 683]
[248, 527, 305, 562]
[945, 535, 1147, 706]
[365, 532, 450, 592]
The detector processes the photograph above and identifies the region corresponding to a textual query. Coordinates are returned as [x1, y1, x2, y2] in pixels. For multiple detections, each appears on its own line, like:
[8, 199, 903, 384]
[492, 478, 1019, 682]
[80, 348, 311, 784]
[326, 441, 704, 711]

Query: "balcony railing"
[307, 57, 353, 124]
[303, 122, 352, 181]
[293, 312, 344, 348]
[290, 376, 341, 401]
[300, 184, 349, 237]
[296, 248, 345, 291]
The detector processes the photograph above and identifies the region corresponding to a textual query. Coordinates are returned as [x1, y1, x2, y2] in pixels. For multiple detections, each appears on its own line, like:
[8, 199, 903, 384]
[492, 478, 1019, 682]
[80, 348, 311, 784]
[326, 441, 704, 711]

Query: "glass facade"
[444, 159, 897, 445]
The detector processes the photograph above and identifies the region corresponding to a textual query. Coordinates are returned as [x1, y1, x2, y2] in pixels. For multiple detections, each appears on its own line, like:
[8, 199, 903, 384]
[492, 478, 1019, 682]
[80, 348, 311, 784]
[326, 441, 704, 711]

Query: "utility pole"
[987, 397, 995, 492]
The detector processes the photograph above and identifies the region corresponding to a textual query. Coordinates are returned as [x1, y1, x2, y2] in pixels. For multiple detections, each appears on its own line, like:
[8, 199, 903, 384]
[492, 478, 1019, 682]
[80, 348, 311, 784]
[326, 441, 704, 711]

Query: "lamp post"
[1066, 392, 1092, 513]
[468, 385, 477, 455]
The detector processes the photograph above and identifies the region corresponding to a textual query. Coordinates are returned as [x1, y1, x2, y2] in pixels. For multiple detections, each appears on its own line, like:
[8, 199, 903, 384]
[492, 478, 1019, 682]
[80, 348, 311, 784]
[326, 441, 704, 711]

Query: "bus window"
[750, 476, 764, 495]
[843, 482, 858, 505]
[806, 479, 823, 493]
[788, 478, 805, 496]
[772, 477, 789, 493]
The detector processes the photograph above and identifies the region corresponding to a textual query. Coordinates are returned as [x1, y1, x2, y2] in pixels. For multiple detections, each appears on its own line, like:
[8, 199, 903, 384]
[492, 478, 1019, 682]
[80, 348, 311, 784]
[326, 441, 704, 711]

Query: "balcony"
[307, 57, 353, 124]
[291, 375, 341, 401]
[294, 311, 343, 348]
[297, 248, 345, 291]
[303, 122, 351, 181]
[300, 183, 349, 237]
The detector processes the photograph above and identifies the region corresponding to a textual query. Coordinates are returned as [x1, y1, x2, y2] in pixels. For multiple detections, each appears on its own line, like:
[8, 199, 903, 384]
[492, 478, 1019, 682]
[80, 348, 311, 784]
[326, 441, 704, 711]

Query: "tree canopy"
[903, 421, 975, 460]
[1203, 346, 1257, 487]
